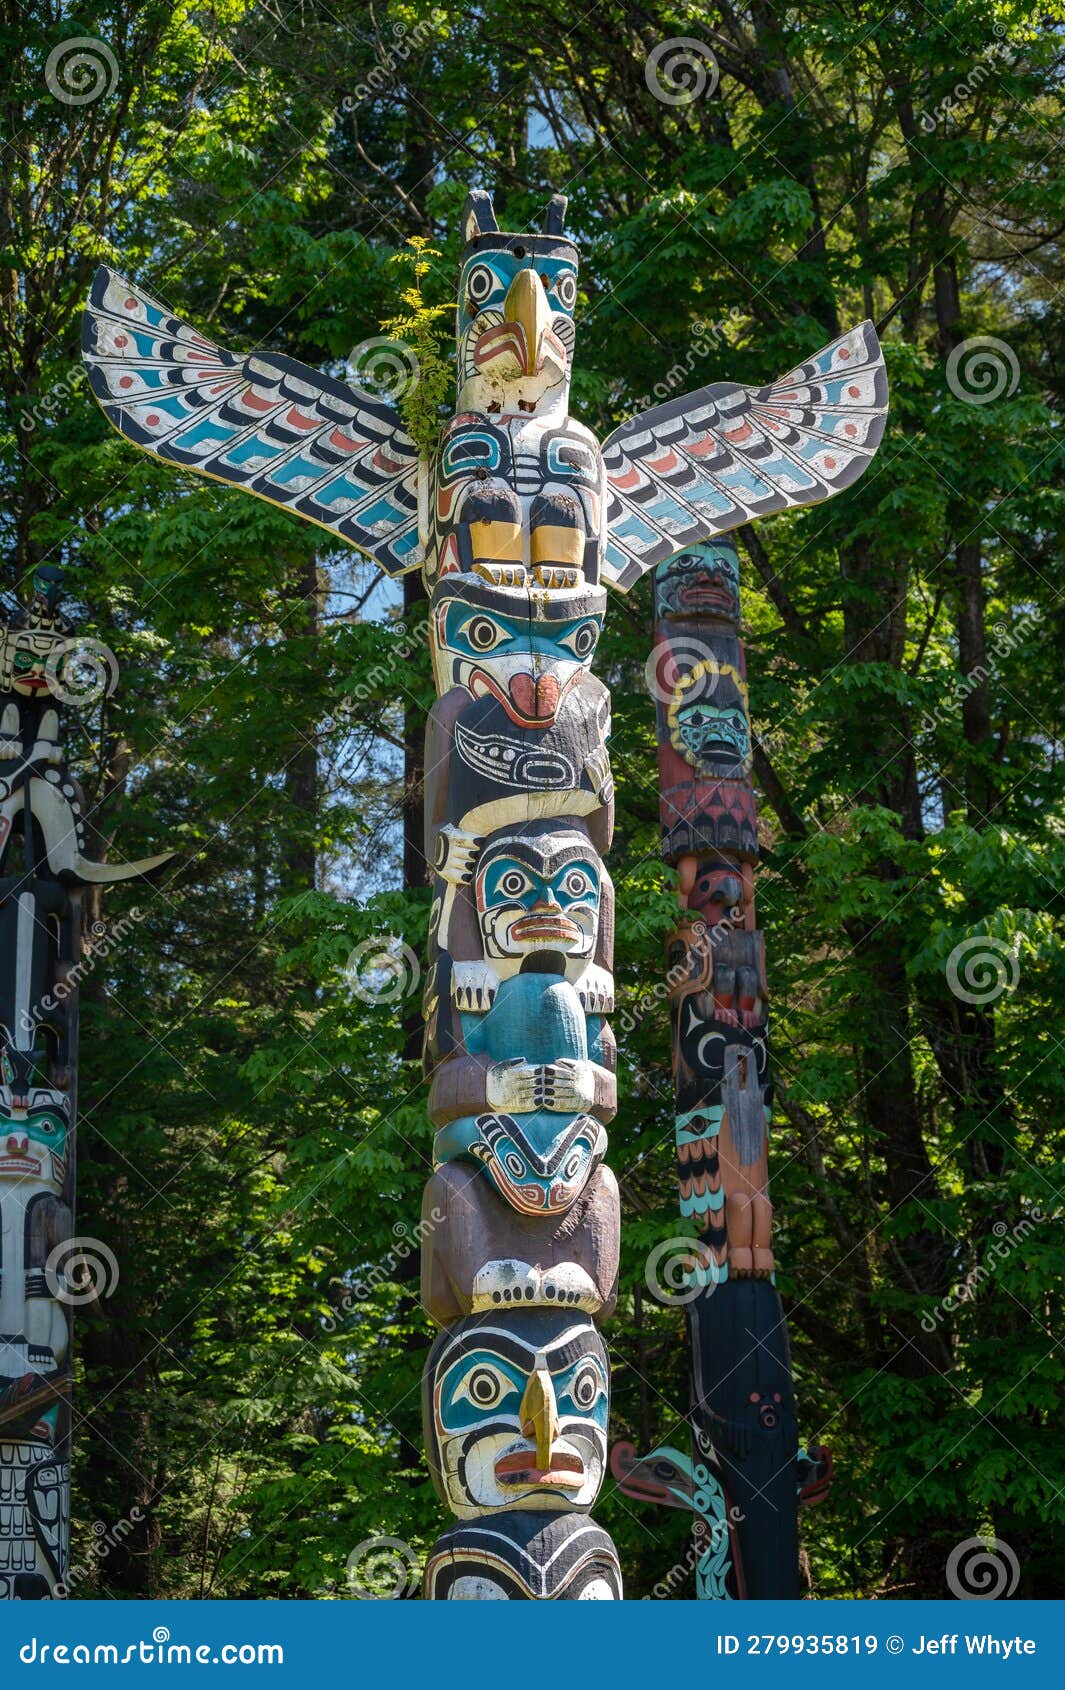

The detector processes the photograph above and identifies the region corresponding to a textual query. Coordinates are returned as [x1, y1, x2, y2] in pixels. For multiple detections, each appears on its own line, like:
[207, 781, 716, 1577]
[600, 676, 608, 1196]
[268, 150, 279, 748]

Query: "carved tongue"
[508, 672, 562, 722]
[508, 673, 537, 720]
[535, 675, 560, 718]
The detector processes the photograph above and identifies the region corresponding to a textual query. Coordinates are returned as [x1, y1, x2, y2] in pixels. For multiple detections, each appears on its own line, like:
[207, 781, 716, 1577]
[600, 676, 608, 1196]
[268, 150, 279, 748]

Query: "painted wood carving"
[0, 570, 172, 1600]
[614, 536, 872, 1596]
[81, 189, 886, 1598]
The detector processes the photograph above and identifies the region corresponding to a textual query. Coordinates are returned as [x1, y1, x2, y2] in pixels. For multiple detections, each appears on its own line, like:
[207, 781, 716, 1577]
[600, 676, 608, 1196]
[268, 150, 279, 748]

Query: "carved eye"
[503, 1151, 526, 1178]
[466, 263, 495, 309]
[555, 272, 577, 310]
[460, 1365, 508, 1409]
[558, 621, 598, 659]
[570, 1363, 601, 1410]
[560, 869, 592, 899]
[499, 868, 534, 898]
[459, 614, 507, 652]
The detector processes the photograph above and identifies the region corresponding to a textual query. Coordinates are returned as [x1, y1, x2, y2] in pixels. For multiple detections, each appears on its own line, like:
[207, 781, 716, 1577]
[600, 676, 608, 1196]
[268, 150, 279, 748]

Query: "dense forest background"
[2, 0, 1063, 1599]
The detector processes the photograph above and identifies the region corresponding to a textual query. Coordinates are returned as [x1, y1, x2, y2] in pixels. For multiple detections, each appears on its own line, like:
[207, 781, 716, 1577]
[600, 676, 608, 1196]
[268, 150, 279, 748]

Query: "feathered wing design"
[82, 267, 423, 576]
[601, 321, 888, 589]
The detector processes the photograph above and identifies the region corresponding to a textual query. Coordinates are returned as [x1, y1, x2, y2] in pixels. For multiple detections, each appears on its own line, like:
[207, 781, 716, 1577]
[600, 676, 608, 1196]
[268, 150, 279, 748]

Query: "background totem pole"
[0, 571, 171, 1599]
[615, 535, 847, 1597]
[82, 191, 886, 1598]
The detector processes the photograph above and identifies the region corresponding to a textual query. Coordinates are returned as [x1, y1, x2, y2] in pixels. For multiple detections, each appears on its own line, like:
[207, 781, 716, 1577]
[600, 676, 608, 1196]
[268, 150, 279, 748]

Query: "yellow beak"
[504, 267, 552, 378]
[519, 1354, 560, 1469]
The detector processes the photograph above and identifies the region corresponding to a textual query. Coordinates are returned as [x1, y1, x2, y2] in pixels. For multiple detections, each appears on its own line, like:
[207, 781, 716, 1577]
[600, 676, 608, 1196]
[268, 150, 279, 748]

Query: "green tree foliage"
[2, 0, 1062, 1597]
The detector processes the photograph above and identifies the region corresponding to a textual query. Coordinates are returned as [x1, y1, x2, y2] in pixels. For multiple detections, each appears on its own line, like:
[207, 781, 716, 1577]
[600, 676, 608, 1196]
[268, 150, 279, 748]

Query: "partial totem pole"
[614, 536, 846, 1597]
[0, 572, 171, 1599]
[81, 190, 886, 1598]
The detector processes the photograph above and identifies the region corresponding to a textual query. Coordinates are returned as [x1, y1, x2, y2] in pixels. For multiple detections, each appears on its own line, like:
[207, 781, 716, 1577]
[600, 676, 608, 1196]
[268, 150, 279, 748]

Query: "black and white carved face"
[423, 1512, 621, 1599]
[423, 1309, 609, 1518]
[476, 825, 603, 961]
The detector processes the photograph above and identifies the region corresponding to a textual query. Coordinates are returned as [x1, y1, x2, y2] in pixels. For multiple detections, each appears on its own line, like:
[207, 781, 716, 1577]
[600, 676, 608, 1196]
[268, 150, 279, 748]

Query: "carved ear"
[462, 191, 498, 242]
[542, 194, 568, 235]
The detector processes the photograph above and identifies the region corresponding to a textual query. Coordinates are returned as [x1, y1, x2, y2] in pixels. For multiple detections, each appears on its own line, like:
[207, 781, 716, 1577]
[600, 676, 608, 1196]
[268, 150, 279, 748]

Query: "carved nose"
[6, 1134, 27, 1155]
[531, 888, 561, 911]
[519, 1357, 559, 1468]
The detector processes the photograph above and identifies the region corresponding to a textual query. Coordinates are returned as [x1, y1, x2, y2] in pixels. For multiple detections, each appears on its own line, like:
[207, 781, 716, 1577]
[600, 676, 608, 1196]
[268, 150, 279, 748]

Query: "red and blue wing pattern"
[601, 321, 888, 589]
[82, 267, 422, 576]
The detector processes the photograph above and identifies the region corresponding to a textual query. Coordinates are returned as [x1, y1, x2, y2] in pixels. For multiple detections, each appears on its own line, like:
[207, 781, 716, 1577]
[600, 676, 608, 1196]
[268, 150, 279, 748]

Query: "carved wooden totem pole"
[0, 571, 171, 1599]
[82, 190, 886, 1597]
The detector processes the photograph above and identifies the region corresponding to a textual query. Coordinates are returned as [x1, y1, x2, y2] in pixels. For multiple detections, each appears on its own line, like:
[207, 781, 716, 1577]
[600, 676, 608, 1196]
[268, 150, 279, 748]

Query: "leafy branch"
[379, 238, 453, 460]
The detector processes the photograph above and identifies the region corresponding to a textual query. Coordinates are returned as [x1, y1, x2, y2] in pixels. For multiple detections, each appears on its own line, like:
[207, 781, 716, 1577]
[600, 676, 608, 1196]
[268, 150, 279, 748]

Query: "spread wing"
[601, 321, 888, 589]
[82, 267, 422, 576]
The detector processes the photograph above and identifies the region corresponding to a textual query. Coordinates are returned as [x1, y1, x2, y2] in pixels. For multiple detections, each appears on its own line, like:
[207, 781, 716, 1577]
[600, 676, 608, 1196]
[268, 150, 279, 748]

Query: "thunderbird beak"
[504, 268, 551, 378]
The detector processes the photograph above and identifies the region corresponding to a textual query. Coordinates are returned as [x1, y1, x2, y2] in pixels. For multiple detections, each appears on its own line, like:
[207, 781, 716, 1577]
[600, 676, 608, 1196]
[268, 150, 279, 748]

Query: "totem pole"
[0, 571, 172, 1599]
[82, 190, 885, 1598]
[618, 540, 841, 1595]
[614, 536, 845, 1597]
